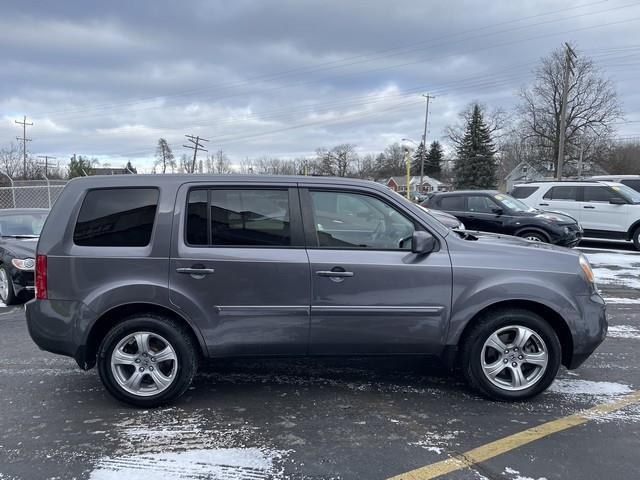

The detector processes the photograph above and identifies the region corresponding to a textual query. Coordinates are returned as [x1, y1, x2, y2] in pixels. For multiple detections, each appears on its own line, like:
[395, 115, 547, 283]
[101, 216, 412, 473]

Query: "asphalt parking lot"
[1, 243, 639, 480]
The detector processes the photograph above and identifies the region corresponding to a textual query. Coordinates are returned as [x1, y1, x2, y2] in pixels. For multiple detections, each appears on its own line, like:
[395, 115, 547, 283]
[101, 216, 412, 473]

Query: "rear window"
[511, 186, 538, 199]
[186, 188, 291, 247]
[542, 186, 578, 201]
[438, 196, 465, 211]
[583, 186, 621, 202]
[74, 188, 159, 247]
[621, 179, 640, 192]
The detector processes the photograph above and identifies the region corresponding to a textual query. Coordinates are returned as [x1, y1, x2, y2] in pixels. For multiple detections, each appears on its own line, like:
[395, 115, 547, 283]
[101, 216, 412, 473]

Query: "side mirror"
[609, 197, 626, 205]
[492, 207, 504, 215]
[411, 231, 436, 254]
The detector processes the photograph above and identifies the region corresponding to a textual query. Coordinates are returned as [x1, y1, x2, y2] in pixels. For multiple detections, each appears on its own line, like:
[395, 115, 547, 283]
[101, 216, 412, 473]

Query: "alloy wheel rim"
[480, 325, 548, 391]
[525, 235, 542, 242]
[0, 269, 9, 301]
[110, 331, 178, 397]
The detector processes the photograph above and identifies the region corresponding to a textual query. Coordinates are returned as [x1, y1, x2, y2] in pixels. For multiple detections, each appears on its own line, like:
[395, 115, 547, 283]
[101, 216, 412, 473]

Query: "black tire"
[633, 227, 640, 251]
[460, 308, 561, 401]
[97, 314, 198, 407]
[517, 230, 549, 243]
[0, 266, 17, 305]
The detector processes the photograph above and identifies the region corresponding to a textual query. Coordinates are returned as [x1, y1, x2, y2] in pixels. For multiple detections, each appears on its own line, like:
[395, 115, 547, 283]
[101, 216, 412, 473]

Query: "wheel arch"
[82, 302, 207, 370]
[513, 226, 551, 243]
[455, 299, 573, 368]
[627, 219, 640, 241]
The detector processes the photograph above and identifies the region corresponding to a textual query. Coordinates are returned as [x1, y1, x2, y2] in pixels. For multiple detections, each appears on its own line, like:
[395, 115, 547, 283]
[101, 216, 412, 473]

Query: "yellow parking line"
[388, 389, 640, 480]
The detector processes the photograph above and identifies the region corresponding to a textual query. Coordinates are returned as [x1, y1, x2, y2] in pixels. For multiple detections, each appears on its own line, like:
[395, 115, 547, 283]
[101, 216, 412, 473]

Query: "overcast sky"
[2, 0, 640, 171]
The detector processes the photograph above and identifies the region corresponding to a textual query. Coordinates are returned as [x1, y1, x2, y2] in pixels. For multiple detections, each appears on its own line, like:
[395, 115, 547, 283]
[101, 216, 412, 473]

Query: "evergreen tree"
[67, 155, 94, 179]
[453, 105, 496, 189]
[125, 160, 137, 174]
[410, 142, 426, 176]
[425, 141, 443, 178]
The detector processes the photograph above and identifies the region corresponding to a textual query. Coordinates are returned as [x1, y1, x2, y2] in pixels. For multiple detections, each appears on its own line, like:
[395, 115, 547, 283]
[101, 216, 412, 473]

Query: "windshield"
[492, 193, 537, 213]
[612, 183, 640, 204]
[0, 213, 48, 237]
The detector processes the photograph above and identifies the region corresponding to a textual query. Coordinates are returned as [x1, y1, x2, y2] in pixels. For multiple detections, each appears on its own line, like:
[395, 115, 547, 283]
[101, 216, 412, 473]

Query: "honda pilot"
[26, 175, 607, 406]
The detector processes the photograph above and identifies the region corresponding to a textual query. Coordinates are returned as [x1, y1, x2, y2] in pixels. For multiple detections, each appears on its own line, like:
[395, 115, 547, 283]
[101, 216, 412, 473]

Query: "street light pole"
[420, 94, 434, 195]
[404, 148, 411, 200]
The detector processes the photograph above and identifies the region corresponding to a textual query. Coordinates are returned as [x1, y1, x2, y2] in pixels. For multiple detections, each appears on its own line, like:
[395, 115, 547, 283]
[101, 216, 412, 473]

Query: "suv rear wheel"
[97, 314, 198, 407]
[461, 308, 561, 401]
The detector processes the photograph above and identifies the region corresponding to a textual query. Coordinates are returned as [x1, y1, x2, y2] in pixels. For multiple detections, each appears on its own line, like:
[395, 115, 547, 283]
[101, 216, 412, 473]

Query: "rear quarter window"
[73, 188, 159, 247]
[621, 179, 640, 192]
[511, 186, 538, 199]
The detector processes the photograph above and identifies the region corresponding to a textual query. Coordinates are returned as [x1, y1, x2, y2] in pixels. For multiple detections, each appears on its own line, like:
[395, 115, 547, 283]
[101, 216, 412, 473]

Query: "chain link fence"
[0, 180, 67, 209]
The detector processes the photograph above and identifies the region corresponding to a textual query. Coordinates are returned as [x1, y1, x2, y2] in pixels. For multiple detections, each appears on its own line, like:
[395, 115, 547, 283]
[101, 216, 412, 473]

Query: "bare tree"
[0, 143, 22, 178]
[517, 44, 622, 174]
[155, 138, 176, 174]
[211, 150, 233, 174]
[601, 140, 640, 174]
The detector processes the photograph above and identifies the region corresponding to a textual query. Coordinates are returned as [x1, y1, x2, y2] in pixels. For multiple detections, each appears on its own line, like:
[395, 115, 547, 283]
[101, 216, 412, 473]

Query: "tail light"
[35, 255, 47, 299]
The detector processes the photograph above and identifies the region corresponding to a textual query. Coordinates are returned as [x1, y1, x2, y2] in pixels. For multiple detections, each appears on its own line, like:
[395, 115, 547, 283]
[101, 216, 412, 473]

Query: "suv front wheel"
[97, 314, 198, 407]
[461, 308, 561, 401]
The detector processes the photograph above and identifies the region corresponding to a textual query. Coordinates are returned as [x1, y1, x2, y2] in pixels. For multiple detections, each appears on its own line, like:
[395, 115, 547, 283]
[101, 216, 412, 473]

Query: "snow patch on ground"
[503, 466, 548, 480]
[608, 325, 640, 339]
[583, 251, 640, 289]
[603, 297, 640, 304]
[89, 408, 291, 479]
[409, 430, 464, 455]
[548, 379, 632, 397]
[89, 447, 286, 480]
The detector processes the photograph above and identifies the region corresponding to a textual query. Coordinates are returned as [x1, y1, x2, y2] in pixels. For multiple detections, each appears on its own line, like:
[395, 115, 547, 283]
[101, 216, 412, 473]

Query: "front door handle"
[316, 270, 354, 278]
[583, 205, 595, 209]
[176, 267, 215, 274]
[539, 203, 549, 206]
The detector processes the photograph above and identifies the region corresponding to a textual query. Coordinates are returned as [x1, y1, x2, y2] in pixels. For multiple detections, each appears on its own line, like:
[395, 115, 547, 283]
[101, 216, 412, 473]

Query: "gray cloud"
[1, 0, 639, 171]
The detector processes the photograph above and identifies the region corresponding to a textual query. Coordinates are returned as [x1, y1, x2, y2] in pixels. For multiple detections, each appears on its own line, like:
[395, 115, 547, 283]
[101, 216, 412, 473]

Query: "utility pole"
[183, 134, 209, 173]
[404, 147, 411, 200]
[420, 94, 434, 194]
[37, 155, 56, 177]
[556, 43, 577, 180]
[15, 115, 33, 178]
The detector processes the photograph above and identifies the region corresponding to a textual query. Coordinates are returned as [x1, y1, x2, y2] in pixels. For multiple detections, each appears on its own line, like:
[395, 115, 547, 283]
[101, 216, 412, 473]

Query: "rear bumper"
[567, 292, 607, 369]
[25, 298, 95, 369]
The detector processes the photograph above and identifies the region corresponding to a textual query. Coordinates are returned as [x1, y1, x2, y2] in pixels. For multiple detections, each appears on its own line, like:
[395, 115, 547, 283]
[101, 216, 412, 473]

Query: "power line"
[36, 155, 56, 176]
[32, 1, 640, 121]
[183, 135, 209, 173]
[14, 115, 33, 178]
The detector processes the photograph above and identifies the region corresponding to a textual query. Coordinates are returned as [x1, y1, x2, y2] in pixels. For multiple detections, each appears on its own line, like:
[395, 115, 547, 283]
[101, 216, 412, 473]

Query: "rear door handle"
[316, 270, 354, 278]
[176, 267, 215, 274]
[539, 203, 549, 206]
[583, 205, 595, 209]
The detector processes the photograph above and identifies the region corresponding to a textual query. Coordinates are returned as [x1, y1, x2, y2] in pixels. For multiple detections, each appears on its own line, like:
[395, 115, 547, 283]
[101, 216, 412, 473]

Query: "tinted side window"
[74, 188, 159, 247]
[310, 191, 415, 250]
[186, 189, 291, 247]
[511, 186, 538, 199]
[543, 186, 578, 201]
[438, 196, 465, 211]
[583, 186, 621, 202]
[621, 179, 640, 192]
[467, 196, 499, 213]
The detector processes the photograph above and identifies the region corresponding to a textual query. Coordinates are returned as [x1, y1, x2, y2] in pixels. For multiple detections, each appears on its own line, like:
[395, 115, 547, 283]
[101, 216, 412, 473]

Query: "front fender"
[446, 272, 583, 345]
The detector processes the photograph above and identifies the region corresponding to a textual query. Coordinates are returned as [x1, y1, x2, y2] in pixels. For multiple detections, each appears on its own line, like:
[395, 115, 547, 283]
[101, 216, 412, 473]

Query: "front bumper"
[553, 226, 583, 248]
[567, 292, 607, 369]
[11, 269, 35, 300]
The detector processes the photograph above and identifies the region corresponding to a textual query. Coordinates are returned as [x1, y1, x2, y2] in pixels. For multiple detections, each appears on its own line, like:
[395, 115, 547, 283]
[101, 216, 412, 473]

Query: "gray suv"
[26, 175, 607, 406]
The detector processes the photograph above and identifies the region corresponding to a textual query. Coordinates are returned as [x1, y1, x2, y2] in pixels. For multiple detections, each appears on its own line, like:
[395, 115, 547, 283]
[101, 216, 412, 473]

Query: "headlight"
[579, 255, 595, 285]
[458, 223, 466, 231]
[11, 258, 35, 270]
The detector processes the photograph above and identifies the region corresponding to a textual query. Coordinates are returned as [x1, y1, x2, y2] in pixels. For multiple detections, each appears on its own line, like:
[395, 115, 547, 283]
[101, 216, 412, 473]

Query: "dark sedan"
[422, 190, 582, 247]
[0, 208, 48, 304]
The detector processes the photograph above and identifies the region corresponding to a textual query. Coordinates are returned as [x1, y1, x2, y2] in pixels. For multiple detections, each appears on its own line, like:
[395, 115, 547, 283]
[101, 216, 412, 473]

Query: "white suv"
[512, 181, 640, 250]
